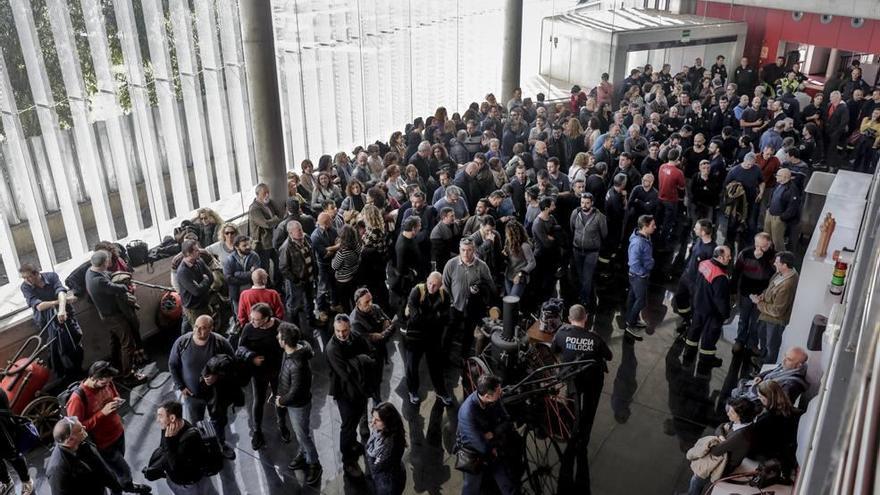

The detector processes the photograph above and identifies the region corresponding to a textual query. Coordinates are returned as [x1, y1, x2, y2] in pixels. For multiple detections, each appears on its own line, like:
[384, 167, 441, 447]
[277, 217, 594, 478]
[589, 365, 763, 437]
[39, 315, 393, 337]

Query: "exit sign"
[681, 29, 691, 42]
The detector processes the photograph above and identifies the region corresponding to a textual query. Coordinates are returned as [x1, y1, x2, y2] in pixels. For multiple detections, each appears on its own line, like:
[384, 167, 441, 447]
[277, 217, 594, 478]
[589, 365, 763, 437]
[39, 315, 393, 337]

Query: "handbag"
[453, 444, 485, 474]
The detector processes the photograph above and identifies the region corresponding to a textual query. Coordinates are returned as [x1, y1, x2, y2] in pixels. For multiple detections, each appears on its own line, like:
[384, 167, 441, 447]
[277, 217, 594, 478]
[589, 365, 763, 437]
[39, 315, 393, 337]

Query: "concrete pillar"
[501, 0, 523, 107]
[239, 0, 287, 206]
[826, 48, 840, 80]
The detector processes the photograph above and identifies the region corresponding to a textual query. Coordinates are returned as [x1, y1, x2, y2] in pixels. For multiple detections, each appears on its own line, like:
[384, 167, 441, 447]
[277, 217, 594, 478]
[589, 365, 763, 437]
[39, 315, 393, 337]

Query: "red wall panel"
[808, 13, 843, 47]
[697, 1, 880, 57]
[836, 19, 876, 52]
[782, 11, 811, 41]
[871, 22, 880, 53]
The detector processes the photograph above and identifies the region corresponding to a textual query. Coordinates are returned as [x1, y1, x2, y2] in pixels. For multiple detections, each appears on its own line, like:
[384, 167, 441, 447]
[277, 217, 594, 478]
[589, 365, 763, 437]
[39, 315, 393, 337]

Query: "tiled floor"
[20, 250, 739, 495]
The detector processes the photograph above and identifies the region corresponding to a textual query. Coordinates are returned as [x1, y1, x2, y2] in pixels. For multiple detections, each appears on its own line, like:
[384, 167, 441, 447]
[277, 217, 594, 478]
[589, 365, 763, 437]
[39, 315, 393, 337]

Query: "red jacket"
[237, 287, 284, 327]
[66, 381, 124, 450]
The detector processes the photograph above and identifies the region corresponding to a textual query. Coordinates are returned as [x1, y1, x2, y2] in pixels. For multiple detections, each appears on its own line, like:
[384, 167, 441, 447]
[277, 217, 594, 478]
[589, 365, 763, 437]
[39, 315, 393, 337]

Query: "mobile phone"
[116, 398, 127, 406]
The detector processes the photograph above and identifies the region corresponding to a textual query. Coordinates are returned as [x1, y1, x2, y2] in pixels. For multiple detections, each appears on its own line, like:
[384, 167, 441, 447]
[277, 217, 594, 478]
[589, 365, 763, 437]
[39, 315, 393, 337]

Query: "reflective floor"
[20, 249, 744, 495]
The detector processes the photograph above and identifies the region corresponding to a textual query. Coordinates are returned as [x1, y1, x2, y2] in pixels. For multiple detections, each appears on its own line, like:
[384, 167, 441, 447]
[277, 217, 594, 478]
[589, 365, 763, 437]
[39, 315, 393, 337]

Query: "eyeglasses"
[224, 231, 236, 236]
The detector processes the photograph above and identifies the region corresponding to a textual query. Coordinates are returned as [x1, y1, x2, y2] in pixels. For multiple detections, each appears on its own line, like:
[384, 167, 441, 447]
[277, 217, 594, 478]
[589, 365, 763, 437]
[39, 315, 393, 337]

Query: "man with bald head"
[732, 346, 808, 404]
[764, 167, 801, 252]
[684, 245, 732, 374]
[310, 212, 339, 320]
[168, 315, 236, 459]
[47, 416, 124, 495]
[236, 268, 283, 328]
[551, 304, 612, 491]
[404, 272, 452, 405]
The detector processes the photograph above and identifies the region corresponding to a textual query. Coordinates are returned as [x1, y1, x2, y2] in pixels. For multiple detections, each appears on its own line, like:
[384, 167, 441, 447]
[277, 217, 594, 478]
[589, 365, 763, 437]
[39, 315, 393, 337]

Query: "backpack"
[58, 382, 87, 412]
[146, 236, 181, 272]
[126, 240, 149, 267]
[64, 261, 92, 298]
[192, 420, 224, 476]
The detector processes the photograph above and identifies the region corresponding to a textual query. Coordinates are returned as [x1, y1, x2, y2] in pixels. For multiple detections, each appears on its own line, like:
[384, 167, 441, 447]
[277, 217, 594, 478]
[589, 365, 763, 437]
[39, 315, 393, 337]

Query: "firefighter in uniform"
[673, 219, 717, 333]
[551, 304, 613, 494]
[683, 245, 732, 374]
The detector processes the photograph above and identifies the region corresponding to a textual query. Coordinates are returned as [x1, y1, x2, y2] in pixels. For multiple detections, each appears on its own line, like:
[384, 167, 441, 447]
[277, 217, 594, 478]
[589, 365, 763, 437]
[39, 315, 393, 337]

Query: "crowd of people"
[8, 51, 875, 495]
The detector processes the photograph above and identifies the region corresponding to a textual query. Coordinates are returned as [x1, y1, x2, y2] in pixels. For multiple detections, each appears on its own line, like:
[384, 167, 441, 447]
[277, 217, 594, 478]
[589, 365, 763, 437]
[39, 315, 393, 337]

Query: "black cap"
[88, 360, 119, 379]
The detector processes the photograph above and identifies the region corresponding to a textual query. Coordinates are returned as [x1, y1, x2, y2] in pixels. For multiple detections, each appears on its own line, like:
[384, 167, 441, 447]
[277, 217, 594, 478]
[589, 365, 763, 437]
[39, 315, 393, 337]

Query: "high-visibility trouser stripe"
[598, 257, 610, 264]
[699, 348, 716, 355]
[677, 306, 691, 315]
[684, 339, 699, 347]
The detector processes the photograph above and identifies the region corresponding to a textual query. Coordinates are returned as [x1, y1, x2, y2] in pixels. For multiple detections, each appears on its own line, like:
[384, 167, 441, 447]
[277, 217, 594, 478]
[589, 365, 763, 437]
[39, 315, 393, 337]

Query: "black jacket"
[47, 441, 123, 495]
[276, 342, 314, 408]
[405, 284, 450, 343]
[325, 333, 375, 400]
[154, 422, 207, 485]
[176, 259, 214, 309]
[692, 259, 731, 321]
[768, 182, 801, 222]
[350, 305, 391, 362]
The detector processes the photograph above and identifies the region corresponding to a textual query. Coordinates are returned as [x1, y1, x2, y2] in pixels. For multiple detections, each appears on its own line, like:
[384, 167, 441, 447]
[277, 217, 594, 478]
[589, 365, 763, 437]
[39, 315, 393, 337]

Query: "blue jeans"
[735, 294, 760, 349]
[315, 265, 335, 311]
[573, 249, 599, 304]
[462, 460, 517, 495]
[688, 474, 708, 495]
[98, 435, 131, 495]
[625, 274, 648, 326]
[167, 477, 218, 495]
[373, 465, 406, 495]
[504, 278, 527, 298]
[288, 404, 319, 464]
[758, 320, 786, 364]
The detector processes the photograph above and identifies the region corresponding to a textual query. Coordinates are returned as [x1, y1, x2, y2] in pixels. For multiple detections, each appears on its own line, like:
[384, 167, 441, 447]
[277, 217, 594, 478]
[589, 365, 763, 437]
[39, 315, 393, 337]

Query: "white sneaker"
[20, 480, 34, 495]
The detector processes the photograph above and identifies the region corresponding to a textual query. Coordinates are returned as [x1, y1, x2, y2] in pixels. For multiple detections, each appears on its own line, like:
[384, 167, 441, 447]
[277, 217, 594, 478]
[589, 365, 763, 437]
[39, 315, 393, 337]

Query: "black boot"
[288, 453, 307, 471]
[682, 344, 698, 364]
[697, 354, 723, 375]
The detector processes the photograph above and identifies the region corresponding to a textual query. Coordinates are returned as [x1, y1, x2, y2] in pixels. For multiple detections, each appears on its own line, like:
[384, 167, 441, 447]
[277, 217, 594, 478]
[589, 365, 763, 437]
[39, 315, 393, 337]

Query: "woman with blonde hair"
[206, 222, 239, 265]
[563, 117, 585, 169]
[359, 204, 390, 308]
[194, 208, 223, 249]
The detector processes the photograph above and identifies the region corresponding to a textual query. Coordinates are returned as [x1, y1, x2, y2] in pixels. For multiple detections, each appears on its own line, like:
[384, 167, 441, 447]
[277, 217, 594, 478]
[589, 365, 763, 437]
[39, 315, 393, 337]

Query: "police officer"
[551, 304, 612, 494]
[684, 246, 732, 374]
